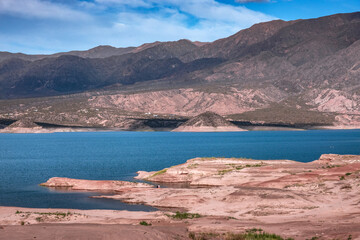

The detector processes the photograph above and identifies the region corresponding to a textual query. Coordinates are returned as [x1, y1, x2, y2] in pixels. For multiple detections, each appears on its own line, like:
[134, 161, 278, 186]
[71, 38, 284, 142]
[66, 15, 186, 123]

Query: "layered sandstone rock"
[40, 177, 153, 192]
[135, 154, 360, 187]
[39, 154, 360, 239]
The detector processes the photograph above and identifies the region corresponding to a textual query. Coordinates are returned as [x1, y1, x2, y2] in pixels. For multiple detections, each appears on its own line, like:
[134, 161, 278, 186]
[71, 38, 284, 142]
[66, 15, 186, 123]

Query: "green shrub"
[218, 169, 233, 175]
[139, 221, 151, 226]
[149, 169, 167, 178]
[187, 229, 293, 240]
[307, 237, 319, 240]
[168, 211, 201, 220]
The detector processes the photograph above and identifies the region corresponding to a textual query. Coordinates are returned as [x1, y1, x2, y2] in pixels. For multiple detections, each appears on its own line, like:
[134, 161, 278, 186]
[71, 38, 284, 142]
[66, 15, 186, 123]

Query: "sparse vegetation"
[235, 166, 245, 170]
[219, 162, 265, 175]
[188, 228, 294, 240]
[189, 232, 219, 240]
[306, 237, 319, 240]
[15, 211, 75, 218]
[188, 163, 199, 169]
[284, 183, 305, 189]
[167, 211, 201, 220]
[323, 164, 341, 169]
[245, 163, 264, 168]
[246, 228, 263, 233]
[340, 176, 345, 180]
[345, 172, 352, 176]
[218, 169, 233, 175]
[149, 169, 167, 178]
[235, 163, 264, 170]
[139, 221, 152, 226]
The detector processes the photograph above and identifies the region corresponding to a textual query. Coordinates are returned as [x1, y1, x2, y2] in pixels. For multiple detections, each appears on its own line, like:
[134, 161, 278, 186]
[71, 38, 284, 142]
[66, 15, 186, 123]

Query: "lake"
[0, 130, 360, 210]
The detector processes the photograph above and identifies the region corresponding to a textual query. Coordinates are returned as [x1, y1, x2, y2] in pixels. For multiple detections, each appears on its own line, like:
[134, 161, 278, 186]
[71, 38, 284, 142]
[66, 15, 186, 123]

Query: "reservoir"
[0, 130, 359, 210]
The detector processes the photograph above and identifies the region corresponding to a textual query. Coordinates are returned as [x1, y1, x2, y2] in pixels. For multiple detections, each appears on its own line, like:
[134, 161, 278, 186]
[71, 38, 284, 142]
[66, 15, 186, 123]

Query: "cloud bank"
[235, 0, 269, 3]
[0, 0, 89, 20]
[0, 0, 276, 53]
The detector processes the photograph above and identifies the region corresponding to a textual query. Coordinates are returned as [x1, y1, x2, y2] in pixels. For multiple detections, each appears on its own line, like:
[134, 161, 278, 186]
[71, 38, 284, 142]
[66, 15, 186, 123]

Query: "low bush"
[188, 228, 294, 240]
[167, 211, 201, 220]
[139, 221, 152, 226]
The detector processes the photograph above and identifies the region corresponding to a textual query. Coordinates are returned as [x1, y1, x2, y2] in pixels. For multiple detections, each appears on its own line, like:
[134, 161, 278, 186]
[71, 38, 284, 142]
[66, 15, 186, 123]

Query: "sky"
[0, 0, 359, 54]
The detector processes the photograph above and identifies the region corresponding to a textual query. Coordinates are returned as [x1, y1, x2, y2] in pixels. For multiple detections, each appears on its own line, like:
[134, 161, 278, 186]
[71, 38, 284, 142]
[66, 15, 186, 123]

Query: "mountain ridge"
[1, 12, 359, 99]
[0, 12, 360, 129]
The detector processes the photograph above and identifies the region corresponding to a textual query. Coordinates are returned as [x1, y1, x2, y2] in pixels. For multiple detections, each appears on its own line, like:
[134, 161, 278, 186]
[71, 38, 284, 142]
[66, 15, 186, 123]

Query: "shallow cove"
[0, 130, 360, 210]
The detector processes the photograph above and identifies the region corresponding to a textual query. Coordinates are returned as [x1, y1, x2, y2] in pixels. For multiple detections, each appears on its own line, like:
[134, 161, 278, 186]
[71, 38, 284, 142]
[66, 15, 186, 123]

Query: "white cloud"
[104, 0, 276, 46]
[236, 0, 270, 3]
[0, 0, 277, 53]
[0, 0, 90, 20]
[94, 0, 152, 7]
[174, 0, 274, 25]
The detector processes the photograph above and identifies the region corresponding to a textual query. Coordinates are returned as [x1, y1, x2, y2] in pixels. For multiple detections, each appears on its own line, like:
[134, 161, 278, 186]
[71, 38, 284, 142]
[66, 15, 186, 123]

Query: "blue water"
[0, 130, 360, 210]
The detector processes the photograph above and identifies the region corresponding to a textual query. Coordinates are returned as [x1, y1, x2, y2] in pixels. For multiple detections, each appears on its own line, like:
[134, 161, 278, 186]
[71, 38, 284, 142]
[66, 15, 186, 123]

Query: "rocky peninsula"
[1, 154, 359, 239]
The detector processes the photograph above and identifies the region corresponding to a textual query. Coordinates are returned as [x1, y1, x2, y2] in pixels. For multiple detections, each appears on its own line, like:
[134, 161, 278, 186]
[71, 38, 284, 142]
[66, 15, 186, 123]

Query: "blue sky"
[0, 0, 359, 54]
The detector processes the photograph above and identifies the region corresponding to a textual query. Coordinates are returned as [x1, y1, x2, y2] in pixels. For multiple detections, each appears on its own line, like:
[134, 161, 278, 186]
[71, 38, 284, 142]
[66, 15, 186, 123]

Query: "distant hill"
[6, 119, 40, 129]
[173, 112, 245, 132]
[1, 12, 359, 99]
[0, 45, 136, 63]
[0, 12, 359, 129]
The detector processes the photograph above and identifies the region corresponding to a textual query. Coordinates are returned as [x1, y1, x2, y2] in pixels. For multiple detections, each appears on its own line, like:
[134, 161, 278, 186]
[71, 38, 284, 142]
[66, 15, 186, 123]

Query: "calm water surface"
[0, 130, 360, 210]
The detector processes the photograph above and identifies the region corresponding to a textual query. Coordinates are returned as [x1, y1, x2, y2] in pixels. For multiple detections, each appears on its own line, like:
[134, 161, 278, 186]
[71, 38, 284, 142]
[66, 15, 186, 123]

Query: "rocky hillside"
[0, 45, 136, 62]
[0, 12, 359, 99]
[0, 12, 359, 129]
[173, 112, 245, 132]
[6, 119, 40, 128]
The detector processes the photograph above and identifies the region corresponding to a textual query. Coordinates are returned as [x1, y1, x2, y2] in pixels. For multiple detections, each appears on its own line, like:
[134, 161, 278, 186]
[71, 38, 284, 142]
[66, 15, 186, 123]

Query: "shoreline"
[2, 154, 360, 239]
[0, 125, 360, 134]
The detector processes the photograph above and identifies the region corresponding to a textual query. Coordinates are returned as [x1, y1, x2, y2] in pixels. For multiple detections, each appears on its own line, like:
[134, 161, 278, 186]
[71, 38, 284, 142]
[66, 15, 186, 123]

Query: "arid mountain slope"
[0, 12, 359, 99]
[89, 87, 285, 116]
[0, 45, 136, 63]
[0, 12, 360, 129]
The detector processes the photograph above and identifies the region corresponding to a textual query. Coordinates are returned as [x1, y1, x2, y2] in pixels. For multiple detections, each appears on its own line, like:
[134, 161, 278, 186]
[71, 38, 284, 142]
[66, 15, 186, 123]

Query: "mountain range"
[0, 12, 359, 130]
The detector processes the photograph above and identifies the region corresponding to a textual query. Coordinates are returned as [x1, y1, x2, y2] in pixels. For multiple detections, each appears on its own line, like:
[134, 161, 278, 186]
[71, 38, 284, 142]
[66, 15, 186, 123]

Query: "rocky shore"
[1, 154, 360, 239]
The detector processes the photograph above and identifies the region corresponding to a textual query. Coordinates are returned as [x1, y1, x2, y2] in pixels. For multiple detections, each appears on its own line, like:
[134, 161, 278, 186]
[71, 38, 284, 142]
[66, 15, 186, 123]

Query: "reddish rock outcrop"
[40, 177, 153, 192]
[39, 154, 360, 239]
